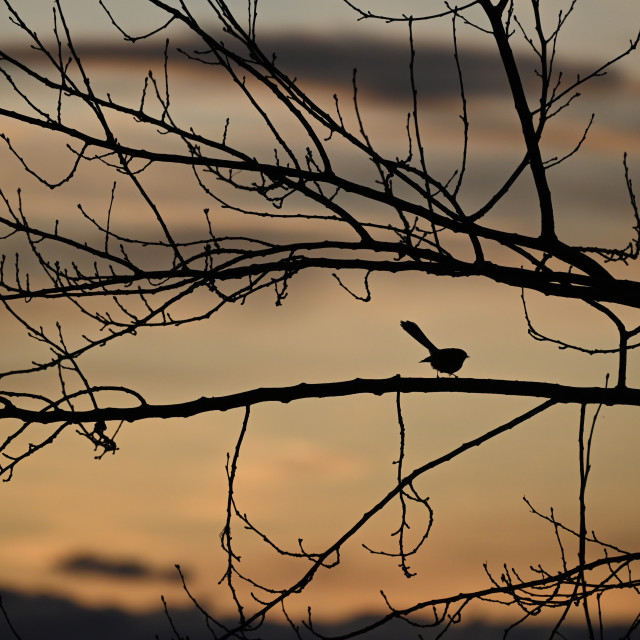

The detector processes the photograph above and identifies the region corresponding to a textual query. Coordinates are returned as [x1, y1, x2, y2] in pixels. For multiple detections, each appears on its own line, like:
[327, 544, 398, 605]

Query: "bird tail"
[400, 320, 438, 353]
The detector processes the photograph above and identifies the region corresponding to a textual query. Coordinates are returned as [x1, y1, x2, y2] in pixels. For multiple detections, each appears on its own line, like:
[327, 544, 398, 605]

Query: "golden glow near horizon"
[0, 1, 639, 629]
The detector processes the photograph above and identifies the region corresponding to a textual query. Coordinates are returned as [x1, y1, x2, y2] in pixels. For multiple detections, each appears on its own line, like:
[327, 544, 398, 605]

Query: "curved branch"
[2, 377, 640, 425]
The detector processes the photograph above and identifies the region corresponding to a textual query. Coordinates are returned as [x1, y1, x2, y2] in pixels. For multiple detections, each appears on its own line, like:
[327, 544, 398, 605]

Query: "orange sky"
[1, 1, 640, 631]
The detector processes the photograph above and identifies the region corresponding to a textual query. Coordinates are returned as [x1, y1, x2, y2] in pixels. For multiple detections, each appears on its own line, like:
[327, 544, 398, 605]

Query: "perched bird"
[400, 320, 468, 376]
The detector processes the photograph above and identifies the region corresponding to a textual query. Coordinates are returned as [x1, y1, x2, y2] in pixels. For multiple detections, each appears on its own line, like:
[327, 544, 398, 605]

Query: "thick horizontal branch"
[2, 251, 640, 308]
[207, 255, 640, 307]
[1, 376, 639, 425]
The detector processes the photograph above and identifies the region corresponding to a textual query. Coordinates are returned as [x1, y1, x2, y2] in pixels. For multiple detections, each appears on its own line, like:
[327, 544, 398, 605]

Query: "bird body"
[400, 320, 468, 375]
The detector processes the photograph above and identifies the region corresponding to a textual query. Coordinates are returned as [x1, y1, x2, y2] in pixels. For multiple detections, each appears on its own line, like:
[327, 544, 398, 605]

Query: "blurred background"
[0, 1, 639, 636]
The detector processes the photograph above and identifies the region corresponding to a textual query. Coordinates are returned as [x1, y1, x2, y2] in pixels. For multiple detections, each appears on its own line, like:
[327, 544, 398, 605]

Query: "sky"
[1, 0, 640, 636]
[3, 0, 640, 62]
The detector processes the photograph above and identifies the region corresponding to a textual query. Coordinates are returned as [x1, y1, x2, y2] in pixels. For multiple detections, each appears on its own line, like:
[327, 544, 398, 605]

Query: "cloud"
[256, 34, 517, 99]
[54, 553, 176, 582]
[253, 33, 624, 102]
[6, 30, 622, 103]
[0, 587, 632, 640]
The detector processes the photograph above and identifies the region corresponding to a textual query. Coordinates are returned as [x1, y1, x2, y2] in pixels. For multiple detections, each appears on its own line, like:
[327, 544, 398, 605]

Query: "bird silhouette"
[400, 320, 468, 376]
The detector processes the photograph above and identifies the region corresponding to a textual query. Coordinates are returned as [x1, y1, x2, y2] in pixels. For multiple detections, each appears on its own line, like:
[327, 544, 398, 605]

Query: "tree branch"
[2, 377, 640, 425]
